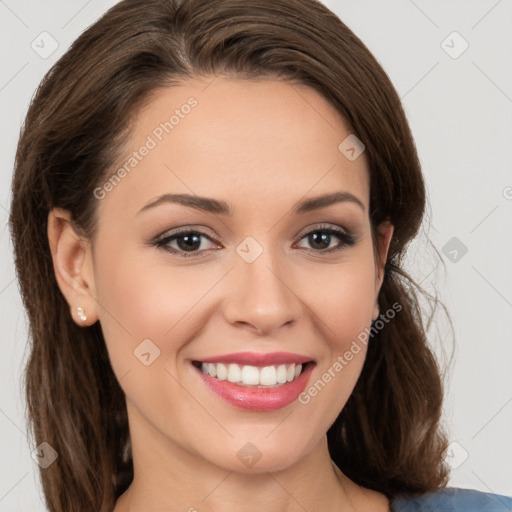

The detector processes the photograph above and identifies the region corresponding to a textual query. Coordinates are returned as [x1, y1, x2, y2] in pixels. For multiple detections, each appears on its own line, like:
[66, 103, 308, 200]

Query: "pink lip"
[192, 361, 315, 411]
[195, 351, 314, 366]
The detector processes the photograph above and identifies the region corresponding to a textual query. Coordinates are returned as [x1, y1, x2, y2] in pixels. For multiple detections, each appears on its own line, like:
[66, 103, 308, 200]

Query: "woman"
[8, 0, 511, 511]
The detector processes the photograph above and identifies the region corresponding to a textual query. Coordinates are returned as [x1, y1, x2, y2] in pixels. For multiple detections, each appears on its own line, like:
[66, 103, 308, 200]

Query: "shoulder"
[391, 486, 512, 512]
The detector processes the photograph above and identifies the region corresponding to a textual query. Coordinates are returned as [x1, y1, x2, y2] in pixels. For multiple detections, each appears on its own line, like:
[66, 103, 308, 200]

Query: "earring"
[77, 306, 87, 322]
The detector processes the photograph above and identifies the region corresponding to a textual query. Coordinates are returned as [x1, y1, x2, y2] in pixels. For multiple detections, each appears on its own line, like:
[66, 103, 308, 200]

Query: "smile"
[191, 357, 316, 411]
[193, 361, 310, 388]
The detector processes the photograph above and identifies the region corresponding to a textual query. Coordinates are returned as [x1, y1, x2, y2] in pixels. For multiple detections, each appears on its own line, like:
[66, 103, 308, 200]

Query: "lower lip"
[193, 362, 315, 411]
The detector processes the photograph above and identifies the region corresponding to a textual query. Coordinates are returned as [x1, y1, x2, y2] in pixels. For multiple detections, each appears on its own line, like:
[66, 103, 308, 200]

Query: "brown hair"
[9, 0, 453, 510]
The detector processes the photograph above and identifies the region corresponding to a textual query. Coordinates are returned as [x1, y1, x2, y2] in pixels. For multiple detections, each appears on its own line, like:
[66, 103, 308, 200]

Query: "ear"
[47, 207, 98, 327]
[372, 220, 394, 321]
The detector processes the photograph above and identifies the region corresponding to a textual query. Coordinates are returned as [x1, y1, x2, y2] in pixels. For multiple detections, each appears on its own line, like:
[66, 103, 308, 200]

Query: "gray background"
[1, 0, 511, 510]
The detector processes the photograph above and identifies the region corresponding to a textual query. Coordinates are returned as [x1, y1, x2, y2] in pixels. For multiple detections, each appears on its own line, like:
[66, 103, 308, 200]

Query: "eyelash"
[153, 224, 357, 258]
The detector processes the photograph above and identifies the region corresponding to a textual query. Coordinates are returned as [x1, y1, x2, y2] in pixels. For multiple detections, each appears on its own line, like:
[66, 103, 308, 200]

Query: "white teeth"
[216, 362, 227, 380]
[260, 366, 276, 385]
[276, 364, 287, 384]
[199, 362, 306, 387]
[227, 363, 241, 383]
[241, 365, 260, 385]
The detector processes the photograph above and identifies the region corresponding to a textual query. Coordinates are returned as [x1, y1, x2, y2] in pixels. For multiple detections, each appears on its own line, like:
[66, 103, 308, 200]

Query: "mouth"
[191, 360, 315, 388]
[190, 355, 316, 412]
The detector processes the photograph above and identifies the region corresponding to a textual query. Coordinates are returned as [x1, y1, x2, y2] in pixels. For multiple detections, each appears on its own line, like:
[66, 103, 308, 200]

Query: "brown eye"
[295, 225, 357, 254]
[155, 229, 218, 258]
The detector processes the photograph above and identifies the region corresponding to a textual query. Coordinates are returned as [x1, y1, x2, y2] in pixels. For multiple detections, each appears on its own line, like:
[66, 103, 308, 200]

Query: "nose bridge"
[223, 236, 302, 334]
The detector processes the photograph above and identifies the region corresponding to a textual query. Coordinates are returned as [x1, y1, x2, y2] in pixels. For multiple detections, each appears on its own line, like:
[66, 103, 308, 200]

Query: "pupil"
[178, 234, 200, 252]
[310, 232, 330, 250]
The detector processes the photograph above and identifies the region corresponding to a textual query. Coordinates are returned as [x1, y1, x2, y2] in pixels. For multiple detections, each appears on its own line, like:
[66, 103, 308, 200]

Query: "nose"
[222, 248, 303, 336]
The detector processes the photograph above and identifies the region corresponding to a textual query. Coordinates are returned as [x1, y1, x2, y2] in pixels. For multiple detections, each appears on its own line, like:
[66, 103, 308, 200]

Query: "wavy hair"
[9, 0, 453, 510]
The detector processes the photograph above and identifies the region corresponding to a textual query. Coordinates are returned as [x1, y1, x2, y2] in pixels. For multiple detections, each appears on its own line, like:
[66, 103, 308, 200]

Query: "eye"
[294, 224, 357, 255]
[153, 224, 358, 258]
[154, 229, 219, 258]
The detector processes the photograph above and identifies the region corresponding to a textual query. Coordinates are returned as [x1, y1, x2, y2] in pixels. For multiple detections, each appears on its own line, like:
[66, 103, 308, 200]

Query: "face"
[51, 76, 393, 474]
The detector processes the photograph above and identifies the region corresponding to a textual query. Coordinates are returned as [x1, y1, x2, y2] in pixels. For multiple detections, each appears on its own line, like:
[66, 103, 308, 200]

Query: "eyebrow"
[137, 190, 365, 216]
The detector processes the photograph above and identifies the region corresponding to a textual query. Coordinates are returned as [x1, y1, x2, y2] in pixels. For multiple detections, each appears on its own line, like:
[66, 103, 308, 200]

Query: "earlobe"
[47, 208, 98, 326]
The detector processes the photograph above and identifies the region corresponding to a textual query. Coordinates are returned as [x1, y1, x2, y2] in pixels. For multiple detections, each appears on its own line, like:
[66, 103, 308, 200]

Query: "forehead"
[96, 77, 370, 220]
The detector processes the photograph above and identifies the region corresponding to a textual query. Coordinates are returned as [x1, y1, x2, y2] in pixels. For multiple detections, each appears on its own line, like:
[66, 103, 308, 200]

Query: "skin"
[48, 76, 393, 512]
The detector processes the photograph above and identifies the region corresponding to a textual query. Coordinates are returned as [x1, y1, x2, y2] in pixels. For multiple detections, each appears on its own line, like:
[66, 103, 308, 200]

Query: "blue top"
[391, 487, 512, 511]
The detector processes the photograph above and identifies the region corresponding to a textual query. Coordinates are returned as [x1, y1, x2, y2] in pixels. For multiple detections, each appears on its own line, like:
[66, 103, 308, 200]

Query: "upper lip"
[194, 351, 314, 366]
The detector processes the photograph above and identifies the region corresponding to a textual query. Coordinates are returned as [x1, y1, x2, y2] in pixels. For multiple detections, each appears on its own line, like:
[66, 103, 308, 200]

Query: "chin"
[199, 436, 309, 475]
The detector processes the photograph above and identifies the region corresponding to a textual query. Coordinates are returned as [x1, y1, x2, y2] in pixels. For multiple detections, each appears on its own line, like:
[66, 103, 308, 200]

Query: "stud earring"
[77, 306, 87, 322]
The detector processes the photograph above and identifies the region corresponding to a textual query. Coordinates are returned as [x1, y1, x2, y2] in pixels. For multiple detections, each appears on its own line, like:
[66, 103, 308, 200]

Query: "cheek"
[93, 241, 224, 382]
[309, 251, 377, 350]
[293, 271, 375, 447]
[92, 249, 205, 432]
[324, 273, 375, 339]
